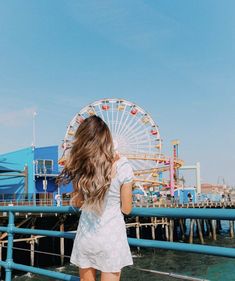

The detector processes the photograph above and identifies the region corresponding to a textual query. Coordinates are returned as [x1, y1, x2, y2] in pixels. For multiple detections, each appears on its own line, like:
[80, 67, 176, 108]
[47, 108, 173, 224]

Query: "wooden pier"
[126, 200, 235, 244]
[0, 200, 234, 280]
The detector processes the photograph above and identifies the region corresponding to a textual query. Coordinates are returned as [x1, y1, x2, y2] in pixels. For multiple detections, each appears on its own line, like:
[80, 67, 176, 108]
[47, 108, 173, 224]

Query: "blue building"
[0, 146, 72, 204]
[174, 188, 197, 204]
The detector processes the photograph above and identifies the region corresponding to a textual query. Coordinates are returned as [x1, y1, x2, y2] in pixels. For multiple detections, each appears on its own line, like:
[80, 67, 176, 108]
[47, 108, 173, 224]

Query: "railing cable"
[133, 266, 209, 281]
[1, 245, 71, 259]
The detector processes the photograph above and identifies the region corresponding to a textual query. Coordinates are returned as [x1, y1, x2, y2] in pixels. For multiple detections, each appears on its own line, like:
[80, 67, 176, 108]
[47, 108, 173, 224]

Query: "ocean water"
[12, 222, 235, 281]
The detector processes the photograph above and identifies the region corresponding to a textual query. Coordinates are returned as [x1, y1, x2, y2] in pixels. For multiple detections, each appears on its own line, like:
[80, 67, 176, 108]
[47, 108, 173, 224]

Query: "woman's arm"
[120, 181, 133, 215]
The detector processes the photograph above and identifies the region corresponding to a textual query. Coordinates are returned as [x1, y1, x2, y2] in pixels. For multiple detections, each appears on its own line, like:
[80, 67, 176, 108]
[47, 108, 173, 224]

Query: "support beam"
[24, 165, 29, 195]
[196, 162, 201, 194]
[60, 219, 65, 266]
[180, 163, 201, 194]
[169, 158, 174, 197]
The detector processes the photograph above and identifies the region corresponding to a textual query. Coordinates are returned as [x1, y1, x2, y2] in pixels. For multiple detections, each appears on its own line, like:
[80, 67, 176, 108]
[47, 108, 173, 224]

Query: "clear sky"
[0, 1, 235, 185]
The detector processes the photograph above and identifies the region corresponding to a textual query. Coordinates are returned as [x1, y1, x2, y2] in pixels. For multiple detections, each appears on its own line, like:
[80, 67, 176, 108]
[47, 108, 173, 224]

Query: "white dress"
[70, 157, 134, 272]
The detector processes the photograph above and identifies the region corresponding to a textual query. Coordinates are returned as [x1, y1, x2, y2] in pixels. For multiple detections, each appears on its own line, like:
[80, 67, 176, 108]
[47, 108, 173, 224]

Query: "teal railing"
[0, 206, 235, 280]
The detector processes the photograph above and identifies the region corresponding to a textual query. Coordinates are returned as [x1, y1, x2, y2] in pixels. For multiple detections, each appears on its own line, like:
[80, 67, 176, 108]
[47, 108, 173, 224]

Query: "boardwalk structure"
[0, 206, 235, 281]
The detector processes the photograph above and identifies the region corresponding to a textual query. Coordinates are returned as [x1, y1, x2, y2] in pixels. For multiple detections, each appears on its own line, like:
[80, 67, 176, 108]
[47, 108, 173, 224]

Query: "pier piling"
[179, 219, 185, 240]
[205, 220, 212, 239]
[60, 217, 65, 266]
[212, 220, 217, 241]
[165, 219, 169, 241]
[229, 221, 234, 238]
[151, 217, 155, 240]
[30, 218, 36, 267]
[189, 219, 195, 244]
[169, 219, 174, 242]
[135, 216, 140, 252]
[196, 219, 204, 244]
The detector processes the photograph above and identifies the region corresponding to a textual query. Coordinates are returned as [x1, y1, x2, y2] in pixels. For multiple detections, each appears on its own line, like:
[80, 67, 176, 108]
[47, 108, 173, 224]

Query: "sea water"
[12, 222, 235, 281]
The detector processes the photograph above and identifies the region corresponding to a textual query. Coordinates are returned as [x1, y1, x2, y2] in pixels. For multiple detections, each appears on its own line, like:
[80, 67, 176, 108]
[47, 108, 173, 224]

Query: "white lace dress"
[70, 157, 134, 272]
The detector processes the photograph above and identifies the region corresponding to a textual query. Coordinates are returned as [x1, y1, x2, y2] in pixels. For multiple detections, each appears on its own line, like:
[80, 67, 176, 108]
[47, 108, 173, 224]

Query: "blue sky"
[0, 0, 235, 185]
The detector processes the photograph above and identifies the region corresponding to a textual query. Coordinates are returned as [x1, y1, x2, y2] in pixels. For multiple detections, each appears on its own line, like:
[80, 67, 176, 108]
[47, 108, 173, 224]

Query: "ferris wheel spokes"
[115, 103, 127, 136]
[62, 98, 163, 186]
[105, 103, 111, 132]
[122, 128, 154, 151]
[117, 109, 136, 137]
[119, 112, 150, 141]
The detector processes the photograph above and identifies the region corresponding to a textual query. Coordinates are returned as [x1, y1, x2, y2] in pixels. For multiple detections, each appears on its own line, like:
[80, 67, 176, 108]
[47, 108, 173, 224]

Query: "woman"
[57, 115, 134, 281]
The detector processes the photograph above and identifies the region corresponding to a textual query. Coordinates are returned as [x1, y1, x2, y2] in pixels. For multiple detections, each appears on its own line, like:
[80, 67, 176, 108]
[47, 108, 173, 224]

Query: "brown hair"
[57, 115, 114, 215]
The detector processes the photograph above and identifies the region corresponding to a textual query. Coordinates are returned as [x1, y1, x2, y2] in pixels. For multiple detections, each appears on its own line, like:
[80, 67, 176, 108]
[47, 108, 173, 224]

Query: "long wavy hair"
[57, 115, 114, 215]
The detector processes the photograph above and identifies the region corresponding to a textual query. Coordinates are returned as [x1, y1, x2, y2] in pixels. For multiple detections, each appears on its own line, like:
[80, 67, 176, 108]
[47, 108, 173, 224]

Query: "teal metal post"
[5, 211, 14, 281]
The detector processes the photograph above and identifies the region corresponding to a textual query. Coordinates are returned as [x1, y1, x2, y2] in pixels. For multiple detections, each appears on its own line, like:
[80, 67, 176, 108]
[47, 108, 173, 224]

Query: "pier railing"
[0, 206, 235, 280]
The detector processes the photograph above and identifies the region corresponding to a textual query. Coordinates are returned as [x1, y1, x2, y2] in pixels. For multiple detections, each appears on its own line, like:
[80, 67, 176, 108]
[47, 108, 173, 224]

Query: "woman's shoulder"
[116, 156, 129, 165]
[115, 156, 134, 184]
[116, 156, 131, 171]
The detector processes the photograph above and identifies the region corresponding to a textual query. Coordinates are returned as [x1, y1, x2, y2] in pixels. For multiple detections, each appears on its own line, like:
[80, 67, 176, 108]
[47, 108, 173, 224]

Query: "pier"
[0, 206, 235, 280]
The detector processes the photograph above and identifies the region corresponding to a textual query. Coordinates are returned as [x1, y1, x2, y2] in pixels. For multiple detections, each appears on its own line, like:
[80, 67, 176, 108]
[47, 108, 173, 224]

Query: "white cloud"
[0, 107, 37, 127]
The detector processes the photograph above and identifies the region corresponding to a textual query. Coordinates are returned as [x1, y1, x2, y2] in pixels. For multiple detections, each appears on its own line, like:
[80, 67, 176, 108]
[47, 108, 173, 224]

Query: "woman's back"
[79, 156, 134, 229]
[70, 156, 134, 272]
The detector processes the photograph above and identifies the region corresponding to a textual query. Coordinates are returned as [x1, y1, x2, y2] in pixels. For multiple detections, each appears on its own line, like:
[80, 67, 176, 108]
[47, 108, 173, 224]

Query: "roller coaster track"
[125, 153, 184, 167]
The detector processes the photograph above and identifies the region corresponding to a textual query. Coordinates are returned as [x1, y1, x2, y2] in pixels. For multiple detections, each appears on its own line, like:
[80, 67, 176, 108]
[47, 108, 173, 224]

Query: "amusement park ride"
[59, 98, 184, 196]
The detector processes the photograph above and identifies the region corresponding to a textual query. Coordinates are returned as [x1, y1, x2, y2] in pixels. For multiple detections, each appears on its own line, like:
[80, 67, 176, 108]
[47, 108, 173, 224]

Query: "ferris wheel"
[61, 98, 162, 184]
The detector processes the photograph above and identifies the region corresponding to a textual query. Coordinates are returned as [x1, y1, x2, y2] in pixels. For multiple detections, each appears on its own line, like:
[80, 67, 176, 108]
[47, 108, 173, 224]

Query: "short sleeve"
[117, 157, 134, 185]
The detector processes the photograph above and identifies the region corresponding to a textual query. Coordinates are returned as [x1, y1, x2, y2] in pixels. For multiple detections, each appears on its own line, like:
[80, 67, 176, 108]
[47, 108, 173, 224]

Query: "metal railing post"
[5, 211, 14, 281]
